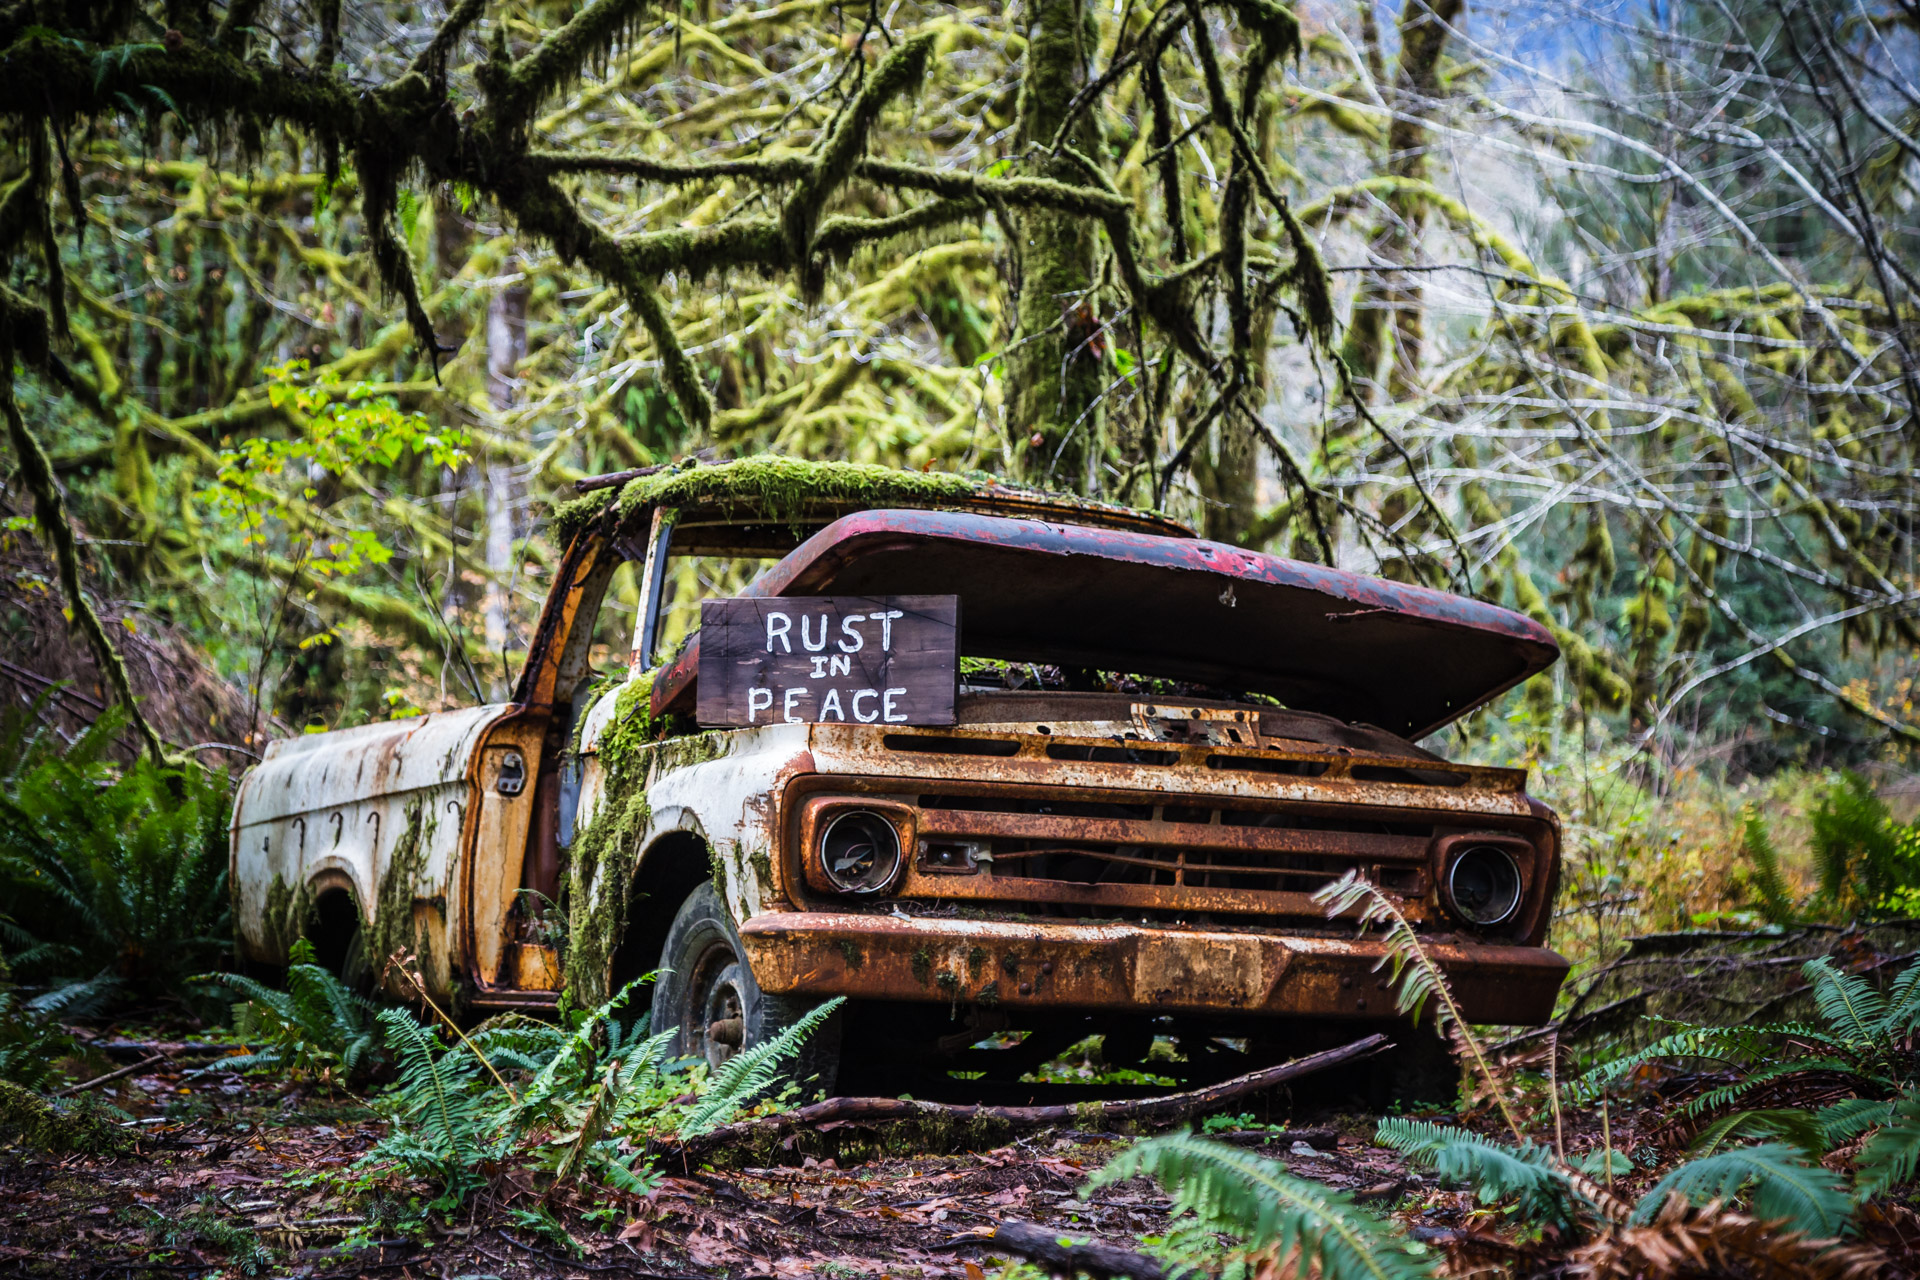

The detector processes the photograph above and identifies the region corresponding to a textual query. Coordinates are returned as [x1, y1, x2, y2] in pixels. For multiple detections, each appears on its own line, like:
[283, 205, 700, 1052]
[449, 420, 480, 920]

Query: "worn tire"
[652, 883, 841, 1095]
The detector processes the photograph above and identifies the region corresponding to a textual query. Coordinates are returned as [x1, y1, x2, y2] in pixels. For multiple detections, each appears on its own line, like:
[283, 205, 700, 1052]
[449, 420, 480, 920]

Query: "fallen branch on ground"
[941, 1219, 1170, 1279]
[673, 1034, 1390, 1163]
[89, 1040, 233, 1061]
[51, 1053, 166, 1098]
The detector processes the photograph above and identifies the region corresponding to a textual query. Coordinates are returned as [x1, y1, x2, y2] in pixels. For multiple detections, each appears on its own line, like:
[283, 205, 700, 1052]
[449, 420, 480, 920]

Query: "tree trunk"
[1341, 0, 1463, 399]
[484, 278, 528, 701]
[1005, 0, 1106, 494]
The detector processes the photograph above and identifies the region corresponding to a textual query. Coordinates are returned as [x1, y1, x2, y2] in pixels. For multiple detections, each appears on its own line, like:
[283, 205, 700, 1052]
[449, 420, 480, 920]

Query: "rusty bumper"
[739, 912, 1568, 1025]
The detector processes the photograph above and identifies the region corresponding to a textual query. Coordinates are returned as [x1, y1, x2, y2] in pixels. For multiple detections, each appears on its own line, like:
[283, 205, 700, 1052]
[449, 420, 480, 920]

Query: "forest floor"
[0, 1037, 1493, 1280]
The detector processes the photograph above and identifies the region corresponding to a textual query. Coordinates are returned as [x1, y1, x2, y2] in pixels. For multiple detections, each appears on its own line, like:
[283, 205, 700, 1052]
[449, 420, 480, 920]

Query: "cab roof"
[558, 455, 1192, 555]
[644, 506, 1560, 740]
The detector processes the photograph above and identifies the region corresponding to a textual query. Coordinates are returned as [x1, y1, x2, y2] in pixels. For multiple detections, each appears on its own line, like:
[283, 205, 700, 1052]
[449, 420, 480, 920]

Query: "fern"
[677, 997, 845, 1138]
[364, 1008, 498, 1209]
[1632, 1142, 1852, 1238]
[1314, 870, 1521, 1139]
[1852, 1094, 1920, 1197]
[0, 987, 74, 1089]
[1375, 1117, 1583, 1226]
[206, 939, 383, 1084]
[1810, 771, 1915, 910]
[1091, 1132, 1435, 1280]
[1688, 1108, 1830, 1161]
[1741, 805, 1796, 924]
[1803, 958, 1888, 1048]
[0, 703, 232, 994]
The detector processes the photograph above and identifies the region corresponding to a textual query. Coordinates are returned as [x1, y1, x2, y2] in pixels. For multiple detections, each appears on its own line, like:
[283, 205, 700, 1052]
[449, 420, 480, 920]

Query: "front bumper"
[739, 912, 1568, 1025]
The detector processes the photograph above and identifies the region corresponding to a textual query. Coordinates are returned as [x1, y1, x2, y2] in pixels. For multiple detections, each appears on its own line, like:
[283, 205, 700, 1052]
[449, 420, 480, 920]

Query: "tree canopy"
[0, 0, 1912, 767]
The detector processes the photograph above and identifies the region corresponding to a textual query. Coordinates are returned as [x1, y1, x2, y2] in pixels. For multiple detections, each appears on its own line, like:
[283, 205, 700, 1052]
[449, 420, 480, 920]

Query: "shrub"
[0, 706, 231, 995]
[209, 939, 385, 1086]
[1809, 772, 1920, 915]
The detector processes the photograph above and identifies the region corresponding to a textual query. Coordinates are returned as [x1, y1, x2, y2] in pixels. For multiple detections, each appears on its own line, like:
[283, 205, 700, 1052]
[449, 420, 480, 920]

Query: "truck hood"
[653, 509, 1558, 740]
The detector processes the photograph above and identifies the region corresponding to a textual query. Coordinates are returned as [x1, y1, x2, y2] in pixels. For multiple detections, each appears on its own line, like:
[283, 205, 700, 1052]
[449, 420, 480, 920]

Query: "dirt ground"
[0, 1046, 1455, 1280]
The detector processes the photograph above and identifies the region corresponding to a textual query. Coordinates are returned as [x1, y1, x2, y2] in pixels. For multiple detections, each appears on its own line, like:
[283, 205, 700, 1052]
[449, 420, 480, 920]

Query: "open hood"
[652, 509, 1558, 740]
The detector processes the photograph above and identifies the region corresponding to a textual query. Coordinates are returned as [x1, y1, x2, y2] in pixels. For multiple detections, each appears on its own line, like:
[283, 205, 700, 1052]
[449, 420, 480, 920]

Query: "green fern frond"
[1573, 1023, 1805, 1100]
[678, 997, 845, 1138]
[1878, 964, 1920, 1039]
[1741, 805, 1796, 924]
[1375, 1117, 1581, 1226]
[1803, 958, 1887, 1048]
[1817, 1097, 1894, 1147]
[1632, 1142, 1852, 1238]
[515, 977, 648, 1124]
[1853, 1095, 1920, 1197]
[1091, 1132, 1434, 1280]
[1688, 1108, 1828, 1161]
[1679, 1056, 1885, 1122]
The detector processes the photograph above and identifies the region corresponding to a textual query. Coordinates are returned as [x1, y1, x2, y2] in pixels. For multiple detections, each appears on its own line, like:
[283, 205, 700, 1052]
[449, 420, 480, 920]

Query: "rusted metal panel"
[231, 703, 507, 995]
[652, 510, 1557, 738]
[804, 724, 1536, 818]
[737, 912, 1568, 1024]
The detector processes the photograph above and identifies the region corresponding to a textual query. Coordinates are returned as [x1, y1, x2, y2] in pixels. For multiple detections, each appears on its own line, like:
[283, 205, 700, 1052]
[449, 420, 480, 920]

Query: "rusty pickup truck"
[232, 457, 1568, 1095]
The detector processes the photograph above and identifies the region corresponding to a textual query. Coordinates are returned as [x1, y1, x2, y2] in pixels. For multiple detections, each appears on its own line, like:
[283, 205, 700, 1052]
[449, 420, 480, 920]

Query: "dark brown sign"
[697, 595, 959, 727]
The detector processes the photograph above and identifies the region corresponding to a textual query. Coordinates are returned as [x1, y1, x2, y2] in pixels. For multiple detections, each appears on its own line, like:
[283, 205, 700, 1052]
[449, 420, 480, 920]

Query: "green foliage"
[1633, 1143, 1852, 1238]
[1375, 1118, 1583, 1227]
[1091, 1131, 1435, 1280]
[144, 1201, 271, 1277]
[358, 979, 835, 1208]
[1740, 804, 1797, 924]
[0, 705, 231, 994]
[1810, 773, 1920, 915]
[677, 996, 846, 1137]
[207, 938, 384, 1085]
[201, 361, 470, 581]
[364, 1008, 501, 1211]
[0, 987, 75, 1090]
[1852, 1094, 1920, 1198]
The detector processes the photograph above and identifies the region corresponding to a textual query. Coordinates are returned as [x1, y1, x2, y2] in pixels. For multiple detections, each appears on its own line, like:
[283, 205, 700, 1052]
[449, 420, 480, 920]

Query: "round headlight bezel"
[818, 808, 905, 895]
[1444, 843, 1524, 927]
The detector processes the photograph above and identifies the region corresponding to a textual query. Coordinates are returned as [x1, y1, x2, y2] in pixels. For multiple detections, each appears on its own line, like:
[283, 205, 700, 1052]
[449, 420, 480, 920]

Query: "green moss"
[910, 947, 934, 986]
[614, 455, 979, 528]
[0, 1081, 128, 1155]
[562, 670, 715, 1004]
[367, 802, 431, 977]
[263, 873, 315, 960]
[836, 939, 865, 971]
[551, 453, 1180, 548]
[976, 979, 1000, 1007]
[966, 945, 988, 978]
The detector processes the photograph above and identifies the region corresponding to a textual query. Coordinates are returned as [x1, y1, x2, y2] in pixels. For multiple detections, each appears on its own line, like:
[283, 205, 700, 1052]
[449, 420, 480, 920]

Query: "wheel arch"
[609, 829, 715, 1008]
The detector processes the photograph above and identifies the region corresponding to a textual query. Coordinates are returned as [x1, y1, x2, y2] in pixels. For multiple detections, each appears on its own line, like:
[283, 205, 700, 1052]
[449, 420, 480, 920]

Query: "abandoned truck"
[231, 457, 1569, 1093]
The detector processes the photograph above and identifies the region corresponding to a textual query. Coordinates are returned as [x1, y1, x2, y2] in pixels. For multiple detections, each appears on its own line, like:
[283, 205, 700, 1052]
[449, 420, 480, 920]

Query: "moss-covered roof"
[551, 455, 1187, 546]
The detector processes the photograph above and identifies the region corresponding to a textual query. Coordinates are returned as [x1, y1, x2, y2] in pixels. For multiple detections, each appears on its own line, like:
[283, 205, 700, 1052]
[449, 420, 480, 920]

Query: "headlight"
[819, 810, 903, 894]
[1445, 845, 1523, 926]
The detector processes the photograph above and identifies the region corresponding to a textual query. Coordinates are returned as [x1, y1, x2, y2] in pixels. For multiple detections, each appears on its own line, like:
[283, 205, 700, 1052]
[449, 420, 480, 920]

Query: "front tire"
[651, 883, 842, 1094]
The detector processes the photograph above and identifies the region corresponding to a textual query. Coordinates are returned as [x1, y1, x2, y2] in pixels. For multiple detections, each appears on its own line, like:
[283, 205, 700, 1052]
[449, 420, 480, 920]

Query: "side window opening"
[649, 554, 777, 669]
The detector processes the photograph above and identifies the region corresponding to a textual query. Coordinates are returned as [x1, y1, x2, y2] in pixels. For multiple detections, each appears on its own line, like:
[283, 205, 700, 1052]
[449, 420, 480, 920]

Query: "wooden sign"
[697, 595, 959, 727]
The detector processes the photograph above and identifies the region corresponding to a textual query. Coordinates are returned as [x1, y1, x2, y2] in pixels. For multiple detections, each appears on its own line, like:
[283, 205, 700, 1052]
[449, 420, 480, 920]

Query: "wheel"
[651, 883, 842, 1094]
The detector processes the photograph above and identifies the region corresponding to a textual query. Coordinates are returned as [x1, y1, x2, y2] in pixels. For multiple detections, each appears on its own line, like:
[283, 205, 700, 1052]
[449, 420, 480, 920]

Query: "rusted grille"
[904, 791, 1436, 921]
